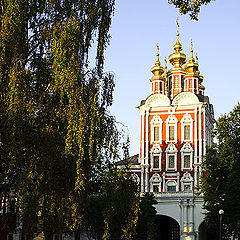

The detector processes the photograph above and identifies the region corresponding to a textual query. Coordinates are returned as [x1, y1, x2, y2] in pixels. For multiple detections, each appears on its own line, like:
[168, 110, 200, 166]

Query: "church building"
[124, 25, 215, 240]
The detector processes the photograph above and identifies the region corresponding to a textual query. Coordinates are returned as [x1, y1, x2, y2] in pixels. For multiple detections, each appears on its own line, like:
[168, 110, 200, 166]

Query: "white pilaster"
[146, 109, 149, 165]
[145, 167, 149, 192]
[199, 107, 202, 163]
[141, 166, 144, 192]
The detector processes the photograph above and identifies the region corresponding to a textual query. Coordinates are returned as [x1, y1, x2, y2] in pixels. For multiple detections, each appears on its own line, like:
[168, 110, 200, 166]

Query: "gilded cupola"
[185, 40, 199, 74]
[168, 19, 186, 68]
[151, 43, 164, 76]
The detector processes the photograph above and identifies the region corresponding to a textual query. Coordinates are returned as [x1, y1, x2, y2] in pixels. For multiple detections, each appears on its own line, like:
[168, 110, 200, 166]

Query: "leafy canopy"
[0, 0, 139, 237]
[168, 0, 215, 20]
[201, 103, 240, 238]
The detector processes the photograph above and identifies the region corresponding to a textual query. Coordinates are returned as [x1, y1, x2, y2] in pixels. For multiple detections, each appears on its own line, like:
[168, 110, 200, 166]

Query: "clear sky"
[104, 0, 240, 156]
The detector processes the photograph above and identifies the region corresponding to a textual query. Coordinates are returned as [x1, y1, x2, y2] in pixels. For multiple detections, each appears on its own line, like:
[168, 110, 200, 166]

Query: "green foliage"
[135, 193, 157, 240]
[0, 0, 139, 237]
[168, 0, 215, 20]
[83, 171, 140, 240]
[201, 103, 240, 238]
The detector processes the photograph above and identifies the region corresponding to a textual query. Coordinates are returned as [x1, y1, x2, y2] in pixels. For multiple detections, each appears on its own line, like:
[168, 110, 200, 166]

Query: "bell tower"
[125, 20, 215, 240]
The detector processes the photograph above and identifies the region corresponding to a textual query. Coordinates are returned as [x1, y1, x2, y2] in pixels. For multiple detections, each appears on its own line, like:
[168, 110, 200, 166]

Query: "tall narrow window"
[151, 144, 162, 170]
[153, 156, 160, 169]
[166, 143, 178, 171]
[181, 143, 193, 171]
[154, 126, 160, 141]
[184, 125, 190, 140]
[181, 114, 193, 143]
[169, 126, 175, 141]
[183, 155, 191, 169]
[166, 114, 178, 143]
[168, 155, 175, 169]
[151, 115, 162, 143]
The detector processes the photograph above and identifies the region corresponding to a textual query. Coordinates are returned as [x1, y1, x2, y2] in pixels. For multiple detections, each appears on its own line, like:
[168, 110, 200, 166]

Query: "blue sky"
[104, 0, 240, 155]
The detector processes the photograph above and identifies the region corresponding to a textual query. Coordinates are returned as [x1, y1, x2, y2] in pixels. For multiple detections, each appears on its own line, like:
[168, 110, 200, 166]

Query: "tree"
[0, 0, 139, 238]
[168, 0, 215, 20]
[135, 193, 157, 240]
[83, 170, 140, 240]
[201, 103, 240, 239]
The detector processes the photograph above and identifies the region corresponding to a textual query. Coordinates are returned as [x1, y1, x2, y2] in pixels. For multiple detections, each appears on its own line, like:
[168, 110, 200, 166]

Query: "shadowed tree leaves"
[168, 0, 215, 20]
[0, 0, 139, 237]
[201, 103, 240, 238]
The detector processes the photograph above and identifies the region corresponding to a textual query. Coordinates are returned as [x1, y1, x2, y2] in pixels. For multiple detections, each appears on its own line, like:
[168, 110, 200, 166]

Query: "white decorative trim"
[181, 143, 193, 171]
[172, 92, 200, 106]
[181, 113, 194, 143]
[151, 115, 163, 143]
[166, 114, 178, 143]
[145, 94, 171, 107]
[166, 180, 178, 192]
[166, 143, 178, 153]
[180, 172, 193, 191]
[166, 143, 178, 171]
[130, 173, 140, 184]
[150, 144, 162, 170]
[150, 173, 162, 192]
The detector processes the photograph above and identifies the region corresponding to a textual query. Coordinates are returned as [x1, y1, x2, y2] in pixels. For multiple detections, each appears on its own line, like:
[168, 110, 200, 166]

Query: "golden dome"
[151, 43, 164, 76]
[168, 20, 186, 68]
[185, 40, 199, 74]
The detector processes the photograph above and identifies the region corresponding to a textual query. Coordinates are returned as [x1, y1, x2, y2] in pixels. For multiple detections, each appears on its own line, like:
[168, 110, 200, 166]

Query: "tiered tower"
[127, 23, 215, 240]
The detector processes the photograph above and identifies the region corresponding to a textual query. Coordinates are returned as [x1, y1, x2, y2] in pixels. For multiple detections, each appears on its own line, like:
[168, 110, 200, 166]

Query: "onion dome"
[185, 40, 199, 74]
[151, 43, 164, 76]
[168, 19, 186, 68]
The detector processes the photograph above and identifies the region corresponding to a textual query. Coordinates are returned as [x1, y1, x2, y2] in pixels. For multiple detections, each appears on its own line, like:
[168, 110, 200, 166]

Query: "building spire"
[169, 18, 186, 68]
[151, 43, 164, 76]
[173, 18, 183, 53]
[189, 39, 195, 63]
[155, 43, 161, 66]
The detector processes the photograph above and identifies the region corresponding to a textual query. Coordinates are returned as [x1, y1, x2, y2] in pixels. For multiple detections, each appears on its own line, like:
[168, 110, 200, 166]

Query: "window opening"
[153, 185, 159, 193]
[154, 126, 160, 141]
[153, 156, 160, 169]
[169, 126, 175, 141]
[168, 155, 175, 169]
[184, 125, 190, 140]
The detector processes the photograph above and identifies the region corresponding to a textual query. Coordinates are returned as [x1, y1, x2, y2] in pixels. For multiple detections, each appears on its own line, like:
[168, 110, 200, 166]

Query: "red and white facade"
[127, 35, 215, 239]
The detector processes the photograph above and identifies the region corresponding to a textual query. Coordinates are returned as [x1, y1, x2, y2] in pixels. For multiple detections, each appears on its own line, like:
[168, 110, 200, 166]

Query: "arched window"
[166, 115, 178, 143]
[180, 143, 193, 171]
[150, 144, 162, 170]
[151, 115, 163, 143]
[166, 143, 178, 171]
[130, 173, 140, 191]
[166, 180, 177, 192]
[150, 173, 162, 193]
[181, 113, 193, 143]
[180, 172, 193, 192]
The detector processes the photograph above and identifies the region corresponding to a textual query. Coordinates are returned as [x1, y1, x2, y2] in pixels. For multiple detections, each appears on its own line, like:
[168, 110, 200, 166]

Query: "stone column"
[189, 199, 194, 232]
[145, 167, 149, 192]
[141, 166, 144, 192]
[183, 201, 188, 233]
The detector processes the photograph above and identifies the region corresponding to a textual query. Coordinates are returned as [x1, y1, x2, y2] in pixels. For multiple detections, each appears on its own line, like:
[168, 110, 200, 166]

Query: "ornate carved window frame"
[150, 144, 162, 171]
[150, 173, 162, 193]
[166, 143, 178, 171]
[180, 172, 193, 192]
[166, 114, 178, 143]
[181, 113, 194, 143]
[151, 115, 163, 143]
[180, 143, 193, 171]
